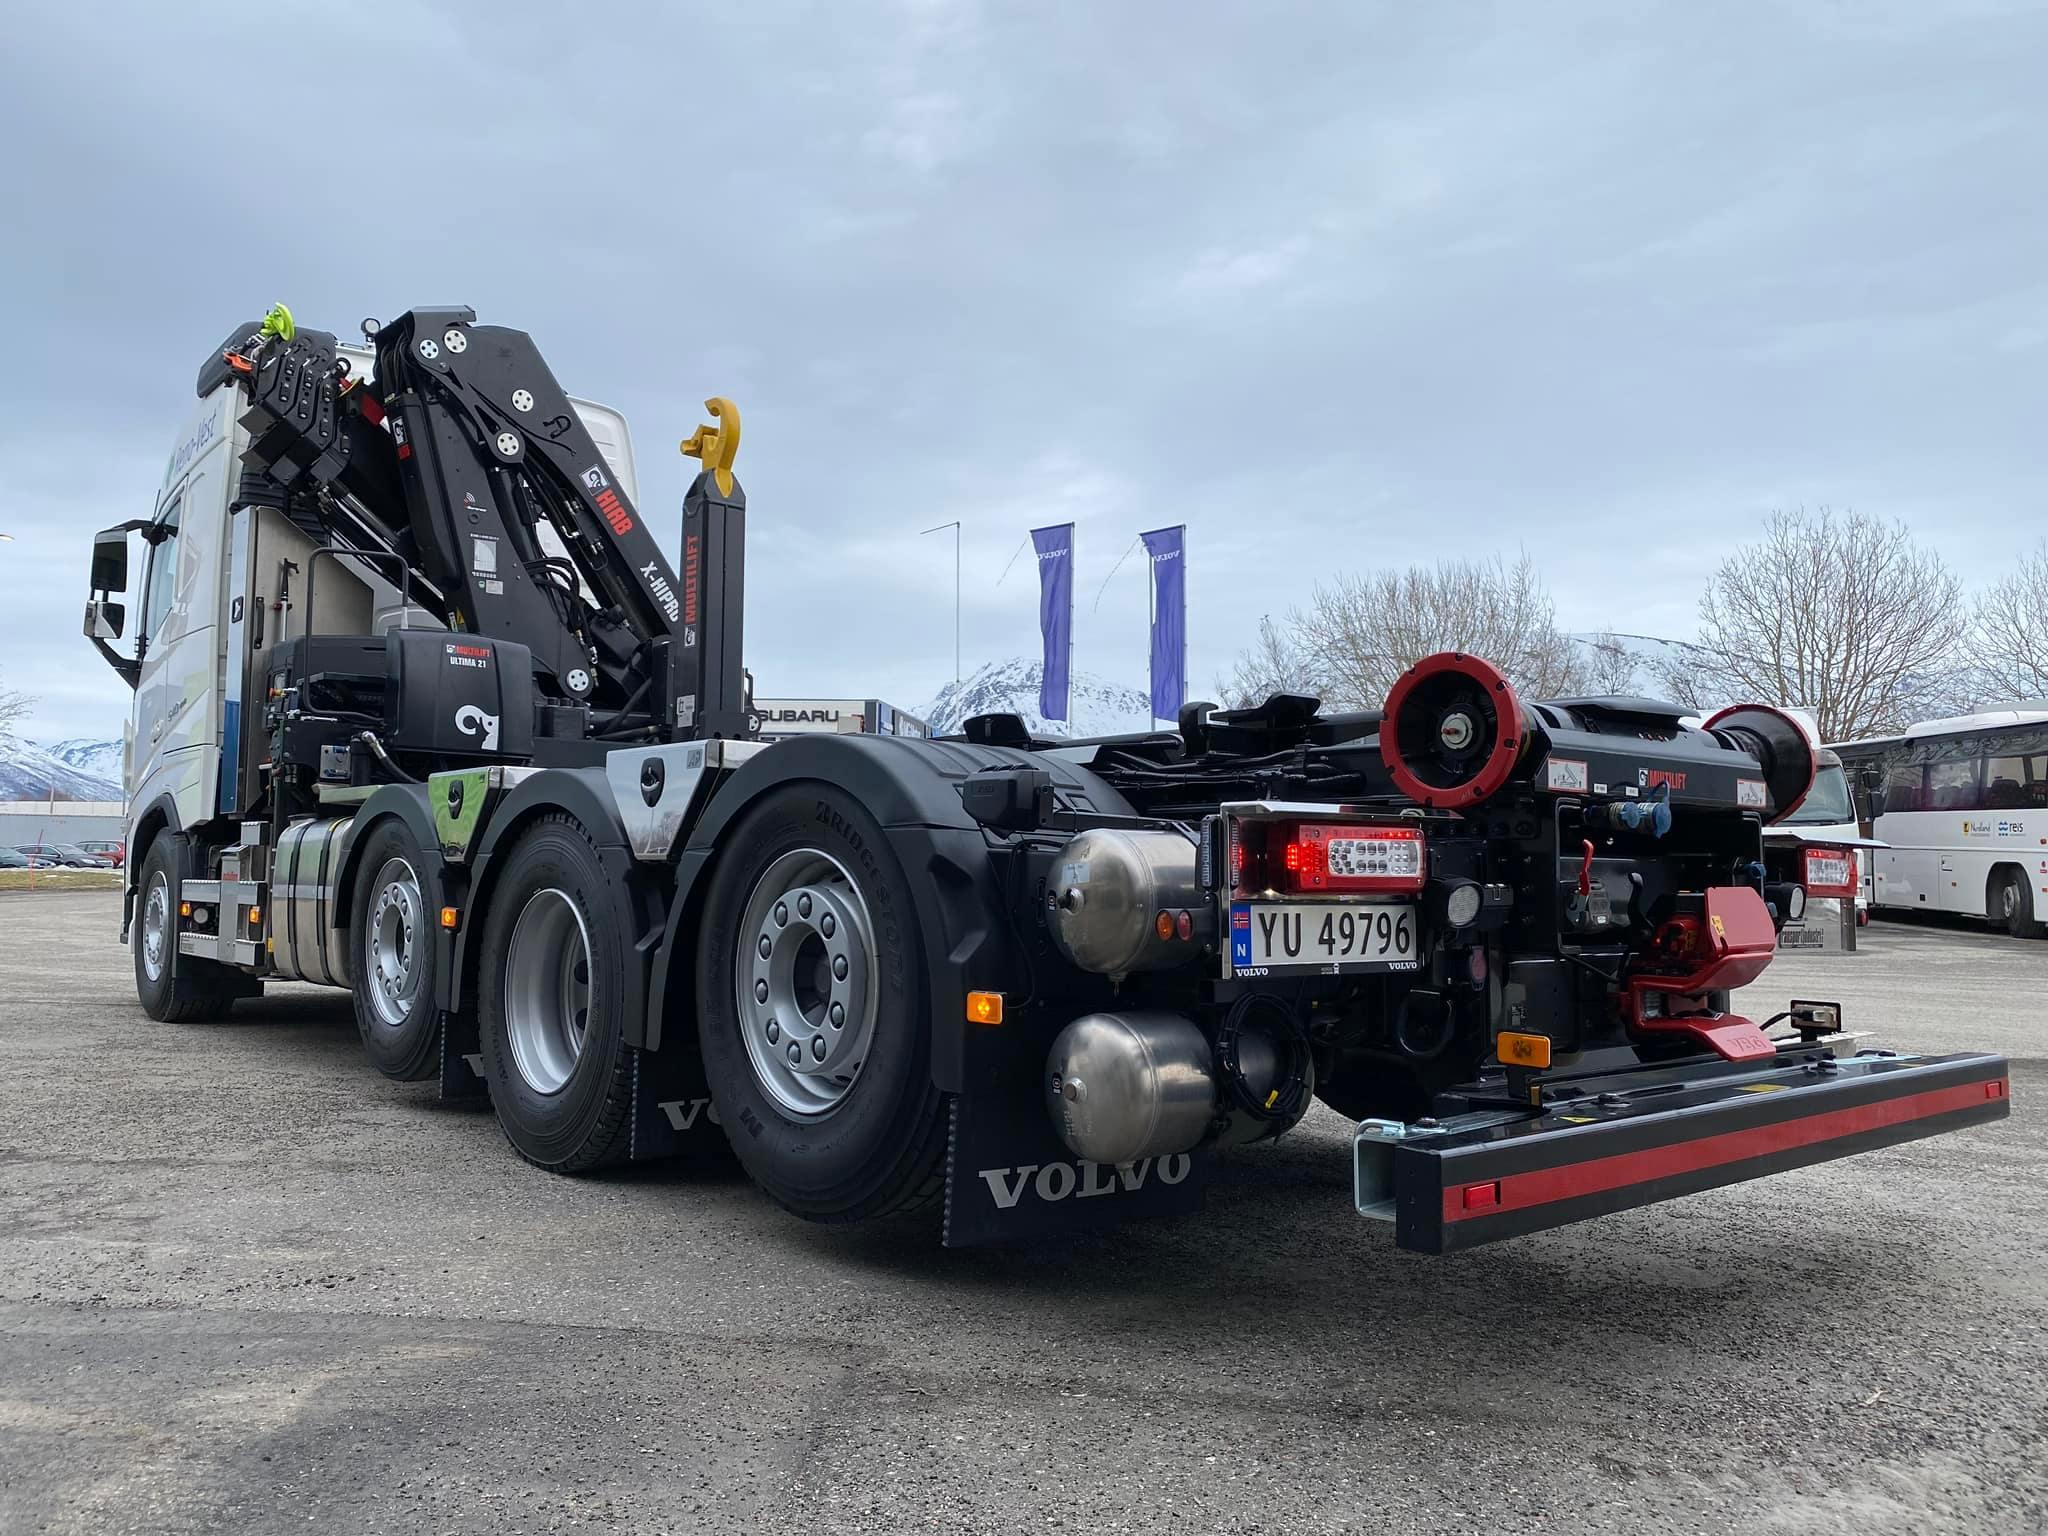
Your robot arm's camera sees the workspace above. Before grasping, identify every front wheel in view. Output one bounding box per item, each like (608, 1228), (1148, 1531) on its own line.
(133, 834), (239, 1023)
(476, 816), (635, 1172)
(695, 785), (947, 1222)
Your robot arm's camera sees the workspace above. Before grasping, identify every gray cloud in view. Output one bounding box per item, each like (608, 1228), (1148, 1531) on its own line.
(4, 0), (2044, 739)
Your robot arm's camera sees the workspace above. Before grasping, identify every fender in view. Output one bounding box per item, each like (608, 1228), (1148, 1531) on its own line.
(648, 735), (1130, 1091)
(121, 791), (184, 940)
(329, 781), (443, 997)
(450, 766), (663, 1046)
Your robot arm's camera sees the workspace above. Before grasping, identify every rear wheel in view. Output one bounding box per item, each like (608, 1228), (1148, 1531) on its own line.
(476, 816), (634, 1172)
(349, 818), (441, 1081)
(1992, 869), (2043, 939)
(696, 785), (946, 1222)
(132, 834), (239, 1023)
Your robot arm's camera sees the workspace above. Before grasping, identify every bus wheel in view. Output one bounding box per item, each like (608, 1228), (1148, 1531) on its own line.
(133, 834), (239, 1023)
(476, 815), (634, 1172)
(1992, 869), (2044, 940)
(695, 785), (947, 1223)
(349, 818), (441, 1081)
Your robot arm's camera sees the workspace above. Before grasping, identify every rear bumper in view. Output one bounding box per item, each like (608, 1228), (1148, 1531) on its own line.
(1356, 1050), (2010, 1253)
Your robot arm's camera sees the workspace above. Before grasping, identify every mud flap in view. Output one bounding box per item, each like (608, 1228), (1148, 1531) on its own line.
(437, 1013), (488, 1101)
(1359, 1050), (2010, 1254)
(940, 1011), (1211, 1247)
(626, 1045), (726, 1162)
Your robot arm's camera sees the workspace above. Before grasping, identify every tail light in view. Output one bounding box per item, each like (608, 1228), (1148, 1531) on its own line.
(1232, 819), (1426, 896)
(1801, 846), (1858, 898)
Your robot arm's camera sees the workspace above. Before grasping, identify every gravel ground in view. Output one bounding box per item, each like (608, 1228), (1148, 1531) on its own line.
(0, 889), (2040, 1534)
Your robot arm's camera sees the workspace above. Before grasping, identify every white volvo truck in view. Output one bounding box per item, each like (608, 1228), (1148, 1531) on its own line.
(80, 304), (2009, 1254)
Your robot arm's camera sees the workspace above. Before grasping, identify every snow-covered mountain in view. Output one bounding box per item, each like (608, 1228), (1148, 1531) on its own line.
(0, 736), (123, 801)
(921, 658), (1156, 738)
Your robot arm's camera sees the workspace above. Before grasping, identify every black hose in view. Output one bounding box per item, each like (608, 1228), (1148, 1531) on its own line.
(355, 730), (421, 785)
(1215, 993), (1313, 1124)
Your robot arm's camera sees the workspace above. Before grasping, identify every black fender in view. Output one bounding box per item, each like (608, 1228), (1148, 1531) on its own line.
(449, 767), (665, 1047)
(648, 734), (1132, 1092)
(329, 782), (442, 996)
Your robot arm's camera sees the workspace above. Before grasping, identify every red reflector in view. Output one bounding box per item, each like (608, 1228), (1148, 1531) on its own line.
(1987, 1080), (2007, 1099)
(1462, 1181), (1502, 1210)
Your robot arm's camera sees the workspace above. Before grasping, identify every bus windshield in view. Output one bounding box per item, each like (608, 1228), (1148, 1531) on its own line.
(1786, 762), (1855, 826)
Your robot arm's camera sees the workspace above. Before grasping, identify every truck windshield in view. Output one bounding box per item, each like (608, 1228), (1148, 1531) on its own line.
(1787, 763), (1855, 826)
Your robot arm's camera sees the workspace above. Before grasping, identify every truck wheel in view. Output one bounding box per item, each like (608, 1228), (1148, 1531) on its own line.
(1992, 869), (2043, 939)
(695, 785), (947, 1222)
(132, 835), (238, 1023)
(476, 816), (634, 1172)
(348, 818), (441, 1081)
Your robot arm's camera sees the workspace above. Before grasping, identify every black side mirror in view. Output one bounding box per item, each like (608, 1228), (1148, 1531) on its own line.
(91, 528), (132, 593)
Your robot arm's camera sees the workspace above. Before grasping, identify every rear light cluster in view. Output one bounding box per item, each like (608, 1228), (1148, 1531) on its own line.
(1231, 819), (1426, 897)
(1802, 846), (1858, 899)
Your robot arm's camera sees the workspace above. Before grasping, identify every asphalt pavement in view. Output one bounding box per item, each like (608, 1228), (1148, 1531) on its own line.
(0, 889), (2041, 1534)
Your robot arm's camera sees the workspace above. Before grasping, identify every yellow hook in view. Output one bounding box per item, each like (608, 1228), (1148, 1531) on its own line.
(681, 397), (741, 496)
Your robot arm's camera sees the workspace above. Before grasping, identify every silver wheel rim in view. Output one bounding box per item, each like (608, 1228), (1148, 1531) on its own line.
(365, 856), (425, 1030)
(735, 846), (880, 1118)
(503, 888), (591, 1095)
(141, 872), (169, 982)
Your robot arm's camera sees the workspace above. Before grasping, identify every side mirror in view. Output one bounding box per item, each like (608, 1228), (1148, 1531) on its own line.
(84, 599), (126, 640)
(83, 598), (140, 688)
(90, 529), (131, 594)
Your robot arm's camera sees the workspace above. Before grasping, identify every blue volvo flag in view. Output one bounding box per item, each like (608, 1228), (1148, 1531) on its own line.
(1142, 524), (1186, 721)
(1032, 523), (1074, 722)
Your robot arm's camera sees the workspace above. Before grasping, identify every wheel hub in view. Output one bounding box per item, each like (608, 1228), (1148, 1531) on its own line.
(735, 849), (878, 1117)
(141, 873), (169, 982)
(366, 856), (424, 1030)
(503, 888), (592, 1096)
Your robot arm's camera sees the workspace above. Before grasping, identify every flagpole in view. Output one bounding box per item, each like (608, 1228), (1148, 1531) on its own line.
(919, 519), (962, 686)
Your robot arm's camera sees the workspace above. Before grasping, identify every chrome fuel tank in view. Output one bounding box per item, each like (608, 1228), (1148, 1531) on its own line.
(1047, 827), (1208, 974)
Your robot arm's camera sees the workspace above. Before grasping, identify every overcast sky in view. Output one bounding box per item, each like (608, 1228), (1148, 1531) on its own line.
(3, 0), (2044, 742)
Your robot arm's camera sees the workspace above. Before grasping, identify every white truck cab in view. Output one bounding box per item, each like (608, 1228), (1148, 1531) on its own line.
(87, 339), (639, 943)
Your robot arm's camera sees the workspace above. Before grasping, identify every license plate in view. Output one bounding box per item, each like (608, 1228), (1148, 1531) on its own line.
(1230, 901), (1418, 975)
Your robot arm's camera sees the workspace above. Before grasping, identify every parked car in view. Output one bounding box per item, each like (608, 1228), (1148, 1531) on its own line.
(0, 848), (32, 870)
(12, 843), (114, 869)
(75, 839), (125, 867)
(2, 847), (62, 869)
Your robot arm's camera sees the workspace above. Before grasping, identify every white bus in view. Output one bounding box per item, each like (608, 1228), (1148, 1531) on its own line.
(1837, 710), (2048, 938)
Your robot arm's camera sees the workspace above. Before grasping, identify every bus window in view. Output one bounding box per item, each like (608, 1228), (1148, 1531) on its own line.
(1983, 754), (2048, 810)
(1929, 758), (1981, 811)
(1885, 757), (1926, 813)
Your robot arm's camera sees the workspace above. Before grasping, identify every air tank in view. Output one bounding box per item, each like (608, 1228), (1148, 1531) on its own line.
(1046, 827), (1210, 975)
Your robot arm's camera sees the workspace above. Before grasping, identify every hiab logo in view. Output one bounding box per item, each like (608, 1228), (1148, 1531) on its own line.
(595, 487), (634, 536)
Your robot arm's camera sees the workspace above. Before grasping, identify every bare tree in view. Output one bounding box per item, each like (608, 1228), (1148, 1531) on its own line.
(1581, 632), (1642, 695)
(1290, 553), (1589, 709)
(1971, 540), (2048, 702)
(1220, 614), (1324, 709)
(1674, 507), (1968, 741)
(0, 670), (31, 747)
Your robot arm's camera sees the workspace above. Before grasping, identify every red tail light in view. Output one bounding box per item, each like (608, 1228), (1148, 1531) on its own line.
(1802, 846), (1858, 898)
(1234, 819), (1426, 895)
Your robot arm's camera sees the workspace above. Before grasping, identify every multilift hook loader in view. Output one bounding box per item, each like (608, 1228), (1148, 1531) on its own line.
(82, 304), (2008, 1252)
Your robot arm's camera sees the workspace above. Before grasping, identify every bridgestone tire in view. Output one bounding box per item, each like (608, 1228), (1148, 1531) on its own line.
(349, 817), (442, 1082)
(476, 816), (634, 1173)
(695, 785), (947, 1223)
(132, 834), (239, 1024)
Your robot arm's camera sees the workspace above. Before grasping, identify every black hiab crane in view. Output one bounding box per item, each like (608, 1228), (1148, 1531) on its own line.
(84, 302), (2010, 1257)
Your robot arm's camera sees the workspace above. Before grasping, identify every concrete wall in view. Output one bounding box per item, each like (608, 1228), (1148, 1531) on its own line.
(0, 802), (125, 850)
